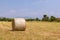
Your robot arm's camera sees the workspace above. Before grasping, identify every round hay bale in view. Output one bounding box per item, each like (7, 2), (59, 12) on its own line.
(12, 18), (26, 31)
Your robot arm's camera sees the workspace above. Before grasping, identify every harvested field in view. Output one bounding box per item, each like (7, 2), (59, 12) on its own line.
(0, 21), (60, 40)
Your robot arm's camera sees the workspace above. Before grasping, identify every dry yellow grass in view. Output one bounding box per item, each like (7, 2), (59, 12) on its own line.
(0, 21), (60, 40)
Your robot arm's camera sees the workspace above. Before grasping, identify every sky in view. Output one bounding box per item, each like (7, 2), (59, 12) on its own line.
(0, 0), (60, 18)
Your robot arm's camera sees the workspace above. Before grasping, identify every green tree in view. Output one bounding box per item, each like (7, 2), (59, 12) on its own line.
(35, 18), (40, 21)
(50, 16), (56, 22)
(42, 15), (49, 21)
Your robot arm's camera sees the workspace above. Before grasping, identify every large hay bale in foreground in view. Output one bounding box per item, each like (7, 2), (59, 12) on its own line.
(12, 18), (26, 31)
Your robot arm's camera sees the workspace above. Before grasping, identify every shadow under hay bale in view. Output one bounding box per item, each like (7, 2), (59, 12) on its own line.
(12, 18), (26, 31)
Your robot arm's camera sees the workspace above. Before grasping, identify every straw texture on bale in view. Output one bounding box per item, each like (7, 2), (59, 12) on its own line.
(12, 18), (26, 31)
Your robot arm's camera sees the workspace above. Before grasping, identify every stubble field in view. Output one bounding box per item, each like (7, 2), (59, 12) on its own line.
(0, 21), (60, 40)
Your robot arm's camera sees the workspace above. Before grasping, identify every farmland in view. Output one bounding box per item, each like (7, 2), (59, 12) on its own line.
(0, 21), (60, 40)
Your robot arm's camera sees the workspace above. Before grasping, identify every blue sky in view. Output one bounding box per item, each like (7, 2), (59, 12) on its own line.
(0, 0), (60, 18)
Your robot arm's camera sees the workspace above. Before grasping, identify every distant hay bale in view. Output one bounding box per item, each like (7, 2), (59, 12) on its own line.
(12, 18), (26, 31)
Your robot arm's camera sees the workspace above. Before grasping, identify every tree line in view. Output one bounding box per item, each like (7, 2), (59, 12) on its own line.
(0, 15), (60, 22)
(26, 15), (60, 22)
(0, 17), (13, 22)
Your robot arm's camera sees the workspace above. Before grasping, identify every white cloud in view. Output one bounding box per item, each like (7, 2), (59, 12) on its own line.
(32, 0), (47, 5)
(9, 10), (16, 13)
(19, 9), (32, 12)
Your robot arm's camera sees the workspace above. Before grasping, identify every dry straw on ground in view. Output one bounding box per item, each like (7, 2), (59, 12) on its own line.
(0, 21), (60, 40)
(12, 18), (26, 31)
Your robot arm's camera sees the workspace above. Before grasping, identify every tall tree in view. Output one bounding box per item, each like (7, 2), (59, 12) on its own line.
(42, 15), (49, 21)
(50, 16), (56, 22)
